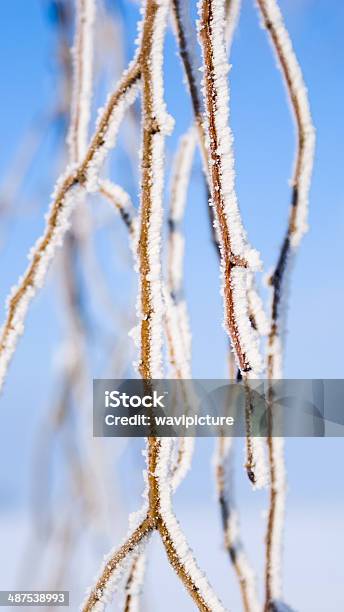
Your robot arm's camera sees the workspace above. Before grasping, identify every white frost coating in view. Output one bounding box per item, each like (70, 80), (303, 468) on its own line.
(256, 0), (315, 249)
(167, 127), (195, 380)
(171, 437), (195, 491)
(0, 176), (83, 391)
(164, 288), (192, 380)
(165, 129), (196, 490)
(80, 535), (149, 612)
(268, 335), (283, 379)
(124, 550), (148, 612)
(225, 0), (241, 54)
(171, 0), (203, 110)
(157, 438), (227, 612)
(86, 81), (140, 193)
(163, 292), (195, 490)
(68, 0), (96, 161)
(198, 0), (260, 260)
(177, 300), (192, 367)
(99, 179), (138, 240)
(198, 0), (263, 374)
(214, 437), (260, 612)
(242, 374), (269, 489)
(136, 0), (173, 379)
(256, 6), (316, 584)
(226, 514), (260, 612)
(247, 434), (269, 489)
(230, 268), (263, 372)
(150, 1), (175, 134)
(169, 127), (196, 295)
(81, 471), (150, 612)
(247, 276), (270, 338)
(145, 133), (166, 379)
(269, 436), (286, 600)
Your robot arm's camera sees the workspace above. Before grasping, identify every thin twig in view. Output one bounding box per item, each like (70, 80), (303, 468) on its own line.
(255, 1), (316, 609)
(123, 552), (147, 612)
(100, 178), (195, 494)
(0, 40), (141, 392)
(68, 0), (95, 162)
(198, 0), (262, 374)
(81, 518), (154, 612)
(215, 436), (260, 612)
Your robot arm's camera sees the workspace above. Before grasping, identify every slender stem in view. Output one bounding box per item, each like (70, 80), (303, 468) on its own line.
(216, 437), (259, 612)
(255, 1), (315, 608)
(157, 520), (214, 612)
(81, 518), (154, 612)
(0, 60), (141, 392)
(199, 0), (260, 372)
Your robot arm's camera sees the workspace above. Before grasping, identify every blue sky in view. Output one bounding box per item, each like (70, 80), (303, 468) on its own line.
(0, 1), (343, 610)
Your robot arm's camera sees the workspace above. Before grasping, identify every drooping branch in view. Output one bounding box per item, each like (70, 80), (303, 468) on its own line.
(254, 1), (316, 609)
(123, 551), (147, 612)
(68, 0), (95, 163)
(256, 0), (316, 379)
(0, 31), (141, 392)
(156, 438), (226, 612)
(81, 518), (154, 612)
(167, 127), (196, 376)
(215, 436), (260, 612)
(171, 0), (207, 166)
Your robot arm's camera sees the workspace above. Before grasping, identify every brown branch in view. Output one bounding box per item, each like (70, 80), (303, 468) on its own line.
(157, 520), (213, 612)
(256, 0), (315, 377)
(82, 518), (154, 612)
(255, 1), (315, 609)
(199, 0), (253, 369)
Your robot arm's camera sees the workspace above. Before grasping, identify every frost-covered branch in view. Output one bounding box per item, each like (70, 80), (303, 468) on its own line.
(225, 0), (241, 55)
(81, 517), (154, 612)
(256, 0), (316, 378)
(215, 437), (260, 612)
(198, 0), (263, 374)
(68, 0), (95, 162)
(243, 376), (269, 489)
(255, 1), (316, 608)
(137, 0), (173, 380)
(173, 0), (267, 487)
(171, 0), (207, 167)
(123, 550), (147, 612)
(167, 127), (195, 376)
(166, 129), (196, 489)
(99, 179), (137, 238)
(156, 438), (226, 612)
(0, 19), (141, 392)
(168, 128), (196, 303)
